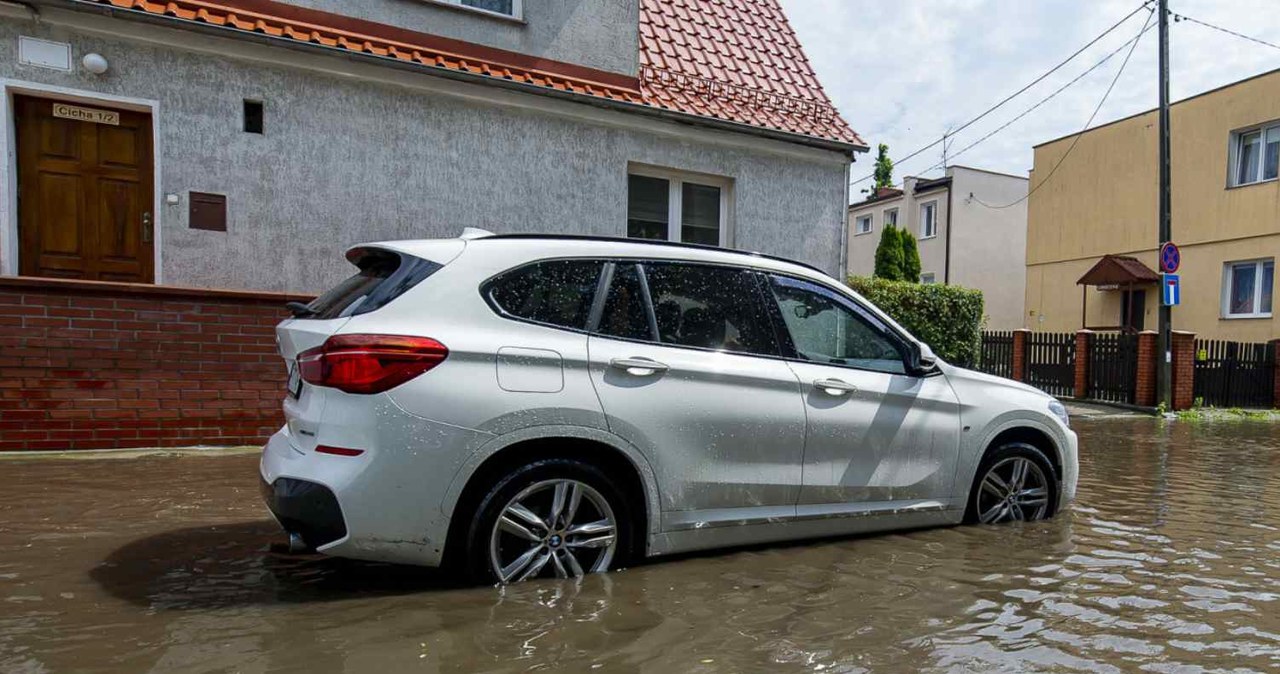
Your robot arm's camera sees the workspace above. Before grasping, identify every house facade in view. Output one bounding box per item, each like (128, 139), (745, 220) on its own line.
(1025, 69), (1278, 341)
(0, 0), (864, 294)
(847, 166), (1028, 330)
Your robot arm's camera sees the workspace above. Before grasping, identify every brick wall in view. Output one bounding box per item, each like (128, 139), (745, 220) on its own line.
(0, 277), (309, 451)
(1134, 331), (1157, 408)
(1171, 331), (1197, 411)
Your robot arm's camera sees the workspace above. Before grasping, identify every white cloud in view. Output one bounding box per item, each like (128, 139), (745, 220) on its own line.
(780, 0), (1280, 199)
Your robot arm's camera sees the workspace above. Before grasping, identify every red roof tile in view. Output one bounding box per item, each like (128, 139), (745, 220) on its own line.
(80, 0), (863, 149)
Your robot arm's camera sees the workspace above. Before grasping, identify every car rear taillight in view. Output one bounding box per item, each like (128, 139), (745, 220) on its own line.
(297, 334), (448, 394)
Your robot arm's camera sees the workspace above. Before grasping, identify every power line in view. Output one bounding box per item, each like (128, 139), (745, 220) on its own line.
(849, 0), (1152, 189)
(1171, 12), (1280, 52)
(971, 7), (1155, 210)
(918, 19), (1158, 176)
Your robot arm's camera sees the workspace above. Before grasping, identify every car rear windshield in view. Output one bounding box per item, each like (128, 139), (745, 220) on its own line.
(305, 248), (442, 320)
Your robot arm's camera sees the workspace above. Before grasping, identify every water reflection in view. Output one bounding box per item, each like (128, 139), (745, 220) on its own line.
(1, 418), (1279, 672)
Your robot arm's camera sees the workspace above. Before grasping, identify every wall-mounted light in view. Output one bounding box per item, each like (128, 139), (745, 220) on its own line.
(82, 53), (109, 75)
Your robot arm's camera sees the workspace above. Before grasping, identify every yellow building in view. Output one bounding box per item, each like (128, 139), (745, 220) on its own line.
(1025, 69), (1278, 342)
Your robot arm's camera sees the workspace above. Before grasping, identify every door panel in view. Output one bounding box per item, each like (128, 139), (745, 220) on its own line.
(764, 274), (962, 506)
(586, 262), (806, 515)
(588, 335), (806, 512)
(16, 96), (153, 282)
(787, 362), (961, 504)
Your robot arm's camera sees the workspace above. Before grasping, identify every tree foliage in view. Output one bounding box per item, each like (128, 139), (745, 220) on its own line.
(900, 230), (922, 282)
(873, 143), (894, 190)
(873, 225), (904, 281)
(847, 276), (985, 366)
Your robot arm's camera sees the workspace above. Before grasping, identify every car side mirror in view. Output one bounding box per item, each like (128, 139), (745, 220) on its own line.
(909, 341), (938, 374)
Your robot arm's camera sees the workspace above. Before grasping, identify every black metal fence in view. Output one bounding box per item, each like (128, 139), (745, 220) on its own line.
(1025, 332), (1076, 397)
(977, 331), (1015, 379)
(1194, 340), (1276, 409)
(1088, 333), (1138, 404)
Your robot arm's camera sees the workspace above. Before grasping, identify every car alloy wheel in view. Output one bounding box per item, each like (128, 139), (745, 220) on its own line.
(488, 478), (618, 583)
(975, 456), (1051, 524)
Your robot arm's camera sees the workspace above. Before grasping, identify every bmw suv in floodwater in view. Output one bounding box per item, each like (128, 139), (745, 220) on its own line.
(260, 230), (1078, 584)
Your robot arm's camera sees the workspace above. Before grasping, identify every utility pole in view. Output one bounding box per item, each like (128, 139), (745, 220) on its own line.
(1156, 0), (1174, 409)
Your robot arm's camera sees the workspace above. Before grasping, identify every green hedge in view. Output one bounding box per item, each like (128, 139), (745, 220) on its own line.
(847, 276), (985, 366)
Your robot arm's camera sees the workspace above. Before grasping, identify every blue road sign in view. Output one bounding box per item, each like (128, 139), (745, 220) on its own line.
(1162, 273), (1180, 306)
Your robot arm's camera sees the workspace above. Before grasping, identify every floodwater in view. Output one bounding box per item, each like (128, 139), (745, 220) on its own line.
(2, 419), (1280, 673)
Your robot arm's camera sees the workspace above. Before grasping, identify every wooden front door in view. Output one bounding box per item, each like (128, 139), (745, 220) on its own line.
(15, 95), (154, 282)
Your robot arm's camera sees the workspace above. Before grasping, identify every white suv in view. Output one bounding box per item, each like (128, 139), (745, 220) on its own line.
(261, 232), (1078, 584)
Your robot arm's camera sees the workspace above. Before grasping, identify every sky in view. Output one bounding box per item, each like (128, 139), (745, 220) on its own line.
(778, 0), (1280, 200)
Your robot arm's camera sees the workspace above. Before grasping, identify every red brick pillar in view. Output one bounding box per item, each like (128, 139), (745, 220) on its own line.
(1074, 330), (1092, 400)
(1271, 340), (1280, 409)
(1171, 331), (1197, 411)
(1135, 330), (1158, 408)
(1011, 329), (1030, 382)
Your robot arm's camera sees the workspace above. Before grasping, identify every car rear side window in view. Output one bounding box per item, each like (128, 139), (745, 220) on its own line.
(487, 260), (604, 330)
(641, 262), (780, 356)
(307, 249), (441, 320)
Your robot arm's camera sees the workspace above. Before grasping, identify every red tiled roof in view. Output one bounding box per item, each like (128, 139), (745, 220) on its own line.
(639, 0), (864, 148)
(1077, 255), (1161, 286)
(80, 0), (863, 149)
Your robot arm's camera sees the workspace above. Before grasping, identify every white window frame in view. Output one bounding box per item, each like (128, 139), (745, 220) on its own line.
(883, 207), (898, 228)
(423, 0), (523, 20)
(628, 165), (733, 248)
(1229, 121), (1280, 187)
(1220, 258), (1274, 319)
(920, 272), (936, 284)
(854, 214), (872, 236)
(919, 200), (938, 239)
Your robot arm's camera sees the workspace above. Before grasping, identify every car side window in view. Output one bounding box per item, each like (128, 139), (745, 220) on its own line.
(767, 275), (907, 374)
(641, 262), (780, 357)
(597, 263), (653, 341)
(487, 260), (604, 330)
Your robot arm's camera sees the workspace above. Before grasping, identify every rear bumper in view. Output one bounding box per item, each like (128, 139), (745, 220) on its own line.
(260, 476), (347, 549)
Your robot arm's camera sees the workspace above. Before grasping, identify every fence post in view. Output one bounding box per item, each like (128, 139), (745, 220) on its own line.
(1272, 340), (1280, 409)
(1074, 330), (1092, 400)
(1012, 329), (1030, 382)
(1171, 331), (1197, 411)
(1135, 330), (1158, 408)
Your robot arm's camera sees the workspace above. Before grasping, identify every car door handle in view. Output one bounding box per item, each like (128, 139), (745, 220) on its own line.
(610, 357), (669, 376)
(815, 378), (858, 396)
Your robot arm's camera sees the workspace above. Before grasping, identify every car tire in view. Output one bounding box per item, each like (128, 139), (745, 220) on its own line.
(964, 442), (1058, 525)
(463, 458), (633, 585)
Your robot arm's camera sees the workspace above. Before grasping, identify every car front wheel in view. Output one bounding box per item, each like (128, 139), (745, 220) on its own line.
(966, 443), (1057, 524)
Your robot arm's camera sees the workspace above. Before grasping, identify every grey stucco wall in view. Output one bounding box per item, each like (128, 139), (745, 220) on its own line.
(0, 18), (846, 293)
(284, 0), (639, 76)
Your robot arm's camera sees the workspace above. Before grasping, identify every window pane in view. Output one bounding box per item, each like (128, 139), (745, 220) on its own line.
(597, 263), (652, 341)
(461, 0), (514, 15)
(856, 215), (871, 234)
(1265, 127), (1280, 181)
(488, 260), (603, 329)
(681, 182), (721, 246)
(628, 175), (669, 241)
(885, 209), (897, 226)
(1229, 263), (1257, 315)
(643, 263), (778, 356)
(1238, 132), (1261, 184)
(921, 203), (935, 237)
(1262, 261), (1274, 314)
(768, 276), (906, 374)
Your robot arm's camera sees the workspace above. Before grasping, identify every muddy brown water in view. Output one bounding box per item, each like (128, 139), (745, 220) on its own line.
(2, 418), (1280, 673)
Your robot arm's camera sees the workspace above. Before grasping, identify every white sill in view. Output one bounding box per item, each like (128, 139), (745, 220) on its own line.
(919, 235), (938, 240)
(419, 0), (525, 24)
(1220, 313), (1273, 320)
(1228, 177), (1278, 189)
(854, 230), (873, 236)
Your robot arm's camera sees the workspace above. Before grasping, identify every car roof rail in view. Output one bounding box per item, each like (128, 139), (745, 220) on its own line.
(459, 227), (495, 240)
(476, 233), (831, 277)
